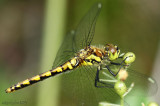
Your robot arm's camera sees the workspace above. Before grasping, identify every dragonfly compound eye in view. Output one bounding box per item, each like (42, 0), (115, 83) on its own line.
(105, 44), (115, 53)
(105, 44), (120, 61)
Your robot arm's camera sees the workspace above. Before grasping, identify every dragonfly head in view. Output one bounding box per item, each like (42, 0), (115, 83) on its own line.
(104, 44), (120, 61)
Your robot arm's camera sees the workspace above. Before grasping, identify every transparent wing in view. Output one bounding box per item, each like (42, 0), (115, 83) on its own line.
(72, 3), (101, 52)
(58, 64), (156, 106)
(102, 64), (158, 96)
(94, 66), (158, 105)
(125, 68), (158, 96)
(52, 3), (101, 68)
(52, 31), (75, 68)
(58, 66), (129, 106)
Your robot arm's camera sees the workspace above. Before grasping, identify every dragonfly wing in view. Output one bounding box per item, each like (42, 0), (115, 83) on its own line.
(72, 3), (101, 52)
(103, 58), (158, 97)
(52, 31), (75, 68)
(125, 68), (158, 96)
(103, 64), (158, 97)
(58, 65), (125, 106)
(52, 3), (101, 68)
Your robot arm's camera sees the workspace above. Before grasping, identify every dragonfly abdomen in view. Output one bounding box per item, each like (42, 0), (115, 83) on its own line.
(5, 57), (79, 93)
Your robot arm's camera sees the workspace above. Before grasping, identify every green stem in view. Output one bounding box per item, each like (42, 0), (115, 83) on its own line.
(36, 0), (67, 106)
(121, 97), (124, 106)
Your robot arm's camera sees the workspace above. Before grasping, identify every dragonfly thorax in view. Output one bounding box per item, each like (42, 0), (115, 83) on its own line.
(75, 46), (105, 65)
(77, 47), (93, 59)
(76, 44), (120, 66)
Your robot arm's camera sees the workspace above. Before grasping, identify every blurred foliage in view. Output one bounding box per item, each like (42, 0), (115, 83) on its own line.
(0, 0), (159, 106)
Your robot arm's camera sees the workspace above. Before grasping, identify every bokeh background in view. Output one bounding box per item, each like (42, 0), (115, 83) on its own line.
(0, 0), (159, 106)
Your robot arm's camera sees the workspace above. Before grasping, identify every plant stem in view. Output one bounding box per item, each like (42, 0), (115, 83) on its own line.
(36, 0), (67, 106)
(121, 97), (124, 106)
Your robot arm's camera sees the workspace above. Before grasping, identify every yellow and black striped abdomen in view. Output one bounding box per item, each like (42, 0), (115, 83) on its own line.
(5, 57), (79, 93)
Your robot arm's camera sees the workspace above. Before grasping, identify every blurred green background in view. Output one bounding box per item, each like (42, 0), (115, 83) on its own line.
(0, 0), (159, 106)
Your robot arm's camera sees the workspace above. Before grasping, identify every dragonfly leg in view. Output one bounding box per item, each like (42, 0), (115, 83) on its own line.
(106, 65), (124, 77)
(106, 56), (129, 76)
(95, 66), (114, 88)
(110, 56), (128, 66)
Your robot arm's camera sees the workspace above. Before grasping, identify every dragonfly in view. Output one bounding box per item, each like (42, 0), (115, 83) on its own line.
(6, 3), (157, 106)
